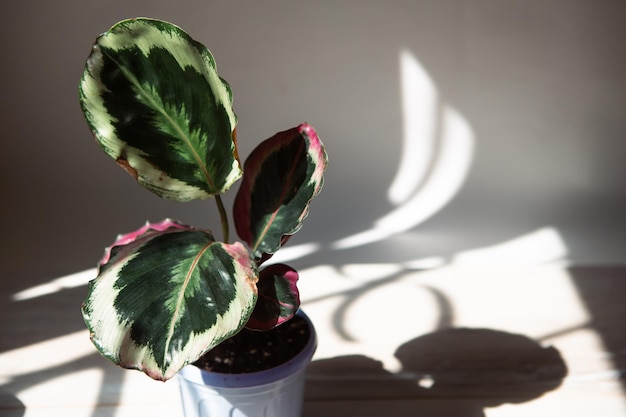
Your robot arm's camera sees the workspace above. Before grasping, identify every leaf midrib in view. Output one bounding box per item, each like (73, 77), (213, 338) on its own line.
(252, 141), (306, 253)
(162, 240), (213, 365)
(110, 50), (217, 192)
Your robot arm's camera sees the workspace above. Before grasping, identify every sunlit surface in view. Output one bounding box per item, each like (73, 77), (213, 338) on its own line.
(299, 263), (591, 364)
(3, 264), (626, 416)
(263, 242), (321, 264)
(453, 227), (569, 266)
(16, 368), (105, 414)
(388, 49), (438, 205)
(0, 331), (94, 383)
(333, 49), (474, 250)
(0, 320), (181, 417)
(300, 264), (626, 416)
(2, 48), (625, 417)
(375, 105), (474, 232)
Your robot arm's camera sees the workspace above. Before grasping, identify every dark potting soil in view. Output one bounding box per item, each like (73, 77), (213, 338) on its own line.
(193, 315), (311, 374)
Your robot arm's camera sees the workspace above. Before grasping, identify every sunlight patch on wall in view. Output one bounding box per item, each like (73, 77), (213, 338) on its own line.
(375, 105), (474, 234)
(264, 242), (321, 264)
(333, 49), (474, 250)
(452, 227), (568, 266)
(388, 49), (438, 205)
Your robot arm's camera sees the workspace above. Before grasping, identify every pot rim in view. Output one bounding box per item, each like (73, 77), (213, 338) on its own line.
(178, 309), (317, 388)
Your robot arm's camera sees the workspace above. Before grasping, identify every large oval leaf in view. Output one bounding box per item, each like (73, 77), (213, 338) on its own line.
(79, 18), (240, 201)
(233, 123), (328, 259)
(82, 220), (258, 381)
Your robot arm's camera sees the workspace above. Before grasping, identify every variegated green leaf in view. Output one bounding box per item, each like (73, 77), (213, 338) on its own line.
(82, 220), (258, 381)
(79, 18), (240, 201)
(245, 264), (300, 331)
(233, 123), (328, 259)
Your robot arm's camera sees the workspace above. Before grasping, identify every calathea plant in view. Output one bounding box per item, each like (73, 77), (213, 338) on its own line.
(78, 18), (327, 382)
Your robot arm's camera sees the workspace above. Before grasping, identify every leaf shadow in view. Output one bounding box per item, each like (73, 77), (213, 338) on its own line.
(304, 327), (568, 417)
(0, 392), (25, 417)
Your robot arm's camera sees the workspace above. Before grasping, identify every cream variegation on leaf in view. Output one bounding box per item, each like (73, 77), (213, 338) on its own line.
(79, 18), (328, 382)
(82, 220), (258, 381)
(79, 18), (240, 201)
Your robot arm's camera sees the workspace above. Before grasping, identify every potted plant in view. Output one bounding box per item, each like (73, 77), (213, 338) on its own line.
(78, 17), (328, 417)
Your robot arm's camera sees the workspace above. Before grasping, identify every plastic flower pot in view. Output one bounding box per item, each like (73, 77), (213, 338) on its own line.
(177, 310), (317, 417)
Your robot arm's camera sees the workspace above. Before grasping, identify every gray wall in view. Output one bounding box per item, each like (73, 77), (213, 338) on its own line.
(2, 0), (626, 279)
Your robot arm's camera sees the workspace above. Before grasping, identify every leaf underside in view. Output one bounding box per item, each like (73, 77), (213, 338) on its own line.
(246, 264), (300, 331)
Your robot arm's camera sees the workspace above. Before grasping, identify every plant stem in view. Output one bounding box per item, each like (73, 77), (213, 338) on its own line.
(215, 194), (229, 242)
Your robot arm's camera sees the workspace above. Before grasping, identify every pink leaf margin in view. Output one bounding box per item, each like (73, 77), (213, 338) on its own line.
(98, 219), (191, 268)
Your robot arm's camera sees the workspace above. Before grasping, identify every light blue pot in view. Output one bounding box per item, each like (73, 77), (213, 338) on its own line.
(178, 310), (317, 417)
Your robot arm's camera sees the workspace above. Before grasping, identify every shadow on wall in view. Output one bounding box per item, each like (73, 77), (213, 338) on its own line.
(304, 328), (568, 417)
(0, 393), (24, 417)
(567, 267), (626, 398)
(274, 41), (576, 271)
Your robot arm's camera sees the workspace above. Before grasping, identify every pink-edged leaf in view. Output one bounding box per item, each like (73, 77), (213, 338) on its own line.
(233, 123), (328, 260)
(83, 219), (259, 381)
(255, 235), (292, 266)
(245, 264), (300, 331)
(98, 218), (187, 267)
